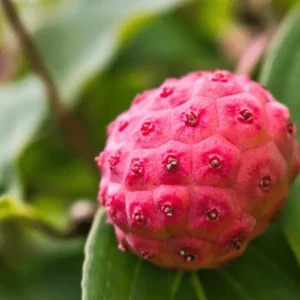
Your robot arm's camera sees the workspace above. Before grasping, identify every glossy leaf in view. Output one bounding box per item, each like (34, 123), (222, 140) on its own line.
(82, 209), (184, 300)
(199, 224), (300, 300)
(0, 235), (84, 300)
(0, 76), (46, 197)
(116, 15), (216, 68)
(260, 5), (300, 264)
(0, 77), (46, 167)
(0, 196), (17, 220)
(34, 0), (191, 104)
(281, 176), (300, 264)
(82, 209), (300, 300)
(260, 6), (300, 137)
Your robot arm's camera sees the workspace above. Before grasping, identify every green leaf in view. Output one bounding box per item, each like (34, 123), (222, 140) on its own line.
(0, 236), (84, 300)
(0, 163), (22, 200)
(20, 138), (98, 199)
(34, 0), (191, 104)
(116, 15), (215, 68)
(197, 0), (236, 39)
(82, 209), (186, 300)
(199, 224), (300, 300)
(0, 76), (46, 167)
(260, 6), (300, 138)
(0, 195), (54, 228)
(82, 210), (300, 300)
(0, 196), (17, 220)
(281, 176), (300, 264)
(259, 5), (300, 264)
(0, 76), (47, 197)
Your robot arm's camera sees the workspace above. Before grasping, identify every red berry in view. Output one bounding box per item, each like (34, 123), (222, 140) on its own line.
(97, 70), (299, 270)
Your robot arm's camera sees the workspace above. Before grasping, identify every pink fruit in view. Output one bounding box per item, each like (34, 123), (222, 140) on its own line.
(96, 70), (299, 270)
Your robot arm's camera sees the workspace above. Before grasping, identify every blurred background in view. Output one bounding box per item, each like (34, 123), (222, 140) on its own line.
(0, 0), (299, 299)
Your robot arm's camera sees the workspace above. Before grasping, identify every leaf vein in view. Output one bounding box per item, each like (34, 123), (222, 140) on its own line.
(217, 268), (253, 300)
(102, 259), (112, 300)
(128, 259), (142, 300)
(170, 272), (183, 300)
(249, 246), (300, 289)
(191, 272), (207, 300)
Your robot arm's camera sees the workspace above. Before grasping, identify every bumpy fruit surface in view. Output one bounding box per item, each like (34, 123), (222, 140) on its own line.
(96, 70), (299, 270)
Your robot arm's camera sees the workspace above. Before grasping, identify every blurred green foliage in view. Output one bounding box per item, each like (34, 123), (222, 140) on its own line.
(1, 0), (300, 299)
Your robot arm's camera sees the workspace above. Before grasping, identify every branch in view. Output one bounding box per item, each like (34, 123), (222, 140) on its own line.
(1, 0), (96, 165)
